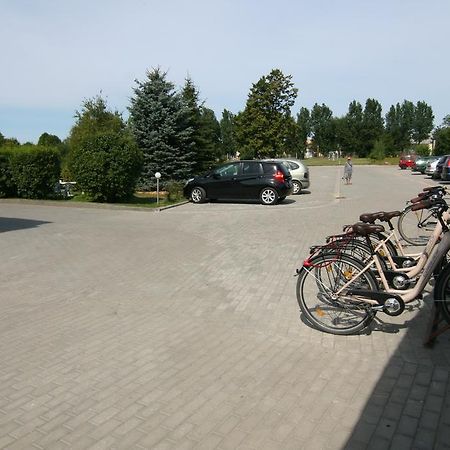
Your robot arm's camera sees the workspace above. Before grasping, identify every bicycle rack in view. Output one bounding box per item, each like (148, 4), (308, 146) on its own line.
(424, 302), (450, 346)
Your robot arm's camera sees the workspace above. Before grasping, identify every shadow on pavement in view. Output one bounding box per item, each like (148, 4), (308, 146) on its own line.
(0, 217), (51, 233)
(343, 294), (450, 449)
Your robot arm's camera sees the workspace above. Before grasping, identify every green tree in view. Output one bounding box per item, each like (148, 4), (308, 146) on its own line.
(70, 133), (142, 202)
(284, 115), (300, 156)
(385, 102), (413, 152)
(9, 145), (60, 199)
(0, 132), (4, 147)
(129, 68), (195, 188)
(442, 115), (450, 128)
(2, 137), (20, 147)
(434, 117), (450, 156)
(369, 139), (386, 160)
(219, 109), (237, 159)
(68, 95), (142, 201)
(340, 101), (364, 156)
(361, 99), (384, 156)
(181, 78), (220, 172)
(296, 107), (310, 157)
(310, 103), (335, 155)
(234, 69), (298, 158)
(68, 96), (124, 150)
(38, 132), (62, 147)
(199, 107), (221, 166)
(412, 101), (434, 144)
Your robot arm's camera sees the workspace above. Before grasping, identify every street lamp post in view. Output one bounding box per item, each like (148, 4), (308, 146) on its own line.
(155, 172), (161, 205)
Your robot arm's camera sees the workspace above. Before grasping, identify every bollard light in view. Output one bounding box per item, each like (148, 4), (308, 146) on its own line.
(155, 172), (161, 205)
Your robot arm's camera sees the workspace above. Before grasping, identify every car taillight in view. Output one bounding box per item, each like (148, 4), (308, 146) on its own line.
(447, 160), (450, 168)
(274, 170), (284, 181)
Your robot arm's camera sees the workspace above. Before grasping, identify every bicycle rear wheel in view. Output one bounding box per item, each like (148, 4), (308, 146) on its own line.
(296, 253), (378, 335)
(398, 204), (437, 246)
(433, 262), (450, 324)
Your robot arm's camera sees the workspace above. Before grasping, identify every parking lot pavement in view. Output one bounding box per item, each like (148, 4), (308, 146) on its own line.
(0, 165), (449, 449)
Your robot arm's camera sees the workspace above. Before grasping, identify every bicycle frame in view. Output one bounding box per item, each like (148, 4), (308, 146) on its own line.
(333, 229), (450, 305)
(366, 209), (450, 278)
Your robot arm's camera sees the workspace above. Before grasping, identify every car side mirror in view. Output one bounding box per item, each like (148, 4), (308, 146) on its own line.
(213, 173), (221, 179)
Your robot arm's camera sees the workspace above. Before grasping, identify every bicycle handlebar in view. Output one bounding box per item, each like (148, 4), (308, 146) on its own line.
(411, 200), (432, 211)
(410, 187), (447, 204)
(411, 197), (447, 211)
(423, 185), (446, 193)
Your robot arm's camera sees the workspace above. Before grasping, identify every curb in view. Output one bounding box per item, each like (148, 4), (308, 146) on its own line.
(0, 198), (190, 212)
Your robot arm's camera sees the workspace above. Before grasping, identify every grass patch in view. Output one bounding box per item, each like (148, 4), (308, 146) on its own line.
(70, 191), (186, 208)
(304, 157), (398, 166)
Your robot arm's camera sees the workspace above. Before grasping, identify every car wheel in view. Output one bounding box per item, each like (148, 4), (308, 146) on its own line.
(292, 180), (302, 194)
(190, 187), (206, 203)
(260, 187), (279, 205)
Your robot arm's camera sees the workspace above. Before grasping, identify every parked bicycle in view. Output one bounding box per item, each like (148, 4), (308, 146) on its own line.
(295, 191), (450, 335)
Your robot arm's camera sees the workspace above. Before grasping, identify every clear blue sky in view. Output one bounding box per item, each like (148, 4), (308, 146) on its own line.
(1, 0), (449, 143)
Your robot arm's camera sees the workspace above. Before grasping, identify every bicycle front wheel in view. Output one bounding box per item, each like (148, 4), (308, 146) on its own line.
(398, 204), (437, 246)
(296, 253), (378, 335)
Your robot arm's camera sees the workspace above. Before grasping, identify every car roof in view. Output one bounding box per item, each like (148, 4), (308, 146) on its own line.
(263, 158), (305, 163)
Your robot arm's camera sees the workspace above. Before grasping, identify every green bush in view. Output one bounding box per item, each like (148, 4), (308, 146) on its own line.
(0, 148), (17, 197)
(412, 144), (430, 156)
(70, 132), (143, 202)
(369, 140), (386, 160)
(165, 180), (184, 201)
(9, 146), (60, 199)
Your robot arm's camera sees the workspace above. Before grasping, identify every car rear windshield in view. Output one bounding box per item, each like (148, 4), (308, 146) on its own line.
(262, 162), (290, 176)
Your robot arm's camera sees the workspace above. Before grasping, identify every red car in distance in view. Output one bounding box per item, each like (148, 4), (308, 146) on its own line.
(399, 154), (416, 169)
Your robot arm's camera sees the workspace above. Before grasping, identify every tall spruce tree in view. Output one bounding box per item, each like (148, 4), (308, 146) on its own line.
(128, 68), (195, 188)
(219, 109), (237, 160)
(234, 69), (298, 158)
(199, 107), (221, 167)
(181, 78), (219, 172)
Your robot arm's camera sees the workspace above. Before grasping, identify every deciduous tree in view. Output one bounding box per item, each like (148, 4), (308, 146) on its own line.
(310, 103), (335, 155)
(38, 132), (62, 147)
(296, 107), (310, 157)
(69, 95), (142, 201)
(361, 99), (384, 156)
(412, 101), (434, 144)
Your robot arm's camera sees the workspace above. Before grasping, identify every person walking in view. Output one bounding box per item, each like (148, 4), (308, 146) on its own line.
(343, 156), (353, 185)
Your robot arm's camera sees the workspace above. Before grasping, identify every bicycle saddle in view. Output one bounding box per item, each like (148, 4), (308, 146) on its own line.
(352, 223), (385, 236)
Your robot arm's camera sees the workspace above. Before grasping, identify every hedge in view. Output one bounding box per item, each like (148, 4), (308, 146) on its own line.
(1, 145), (61, 199)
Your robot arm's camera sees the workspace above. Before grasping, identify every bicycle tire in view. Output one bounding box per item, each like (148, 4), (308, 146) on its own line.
(433, 262), (450, 325)
(398, 204), (437, 246)
(296, 253), (378, 335)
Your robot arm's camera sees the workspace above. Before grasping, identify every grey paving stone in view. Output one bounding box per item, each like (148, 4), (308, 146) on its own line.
(0, 166), (449, 450)
(389, 433), (414, 449)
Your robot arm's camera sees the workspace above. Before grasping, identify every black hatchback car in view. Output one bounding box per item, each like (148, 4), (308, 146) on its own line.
(183, 160), (293, 205)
